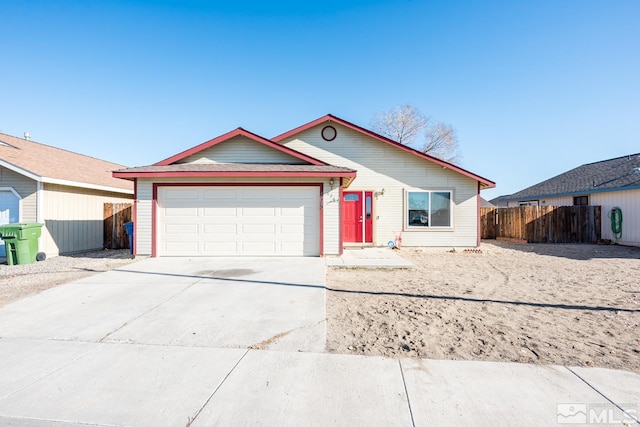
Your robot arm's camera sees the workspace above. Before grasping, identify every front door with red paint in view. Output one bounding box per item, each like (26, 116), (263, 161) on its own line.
(343, 191), (373, 243)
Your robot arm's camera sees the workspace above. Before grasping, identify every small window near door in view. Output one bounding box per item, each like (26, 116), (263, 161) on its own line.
(344, 194), (359, 202)
(365, 195), (372, 220)
(573, 195), (588, 206)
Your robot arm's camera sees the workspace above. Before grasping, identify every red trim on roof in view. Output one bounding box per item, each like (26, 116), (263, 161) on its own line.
(273, 114), (496, 189)
(154, 127), (328, 166)
(113, 170), (357, 179)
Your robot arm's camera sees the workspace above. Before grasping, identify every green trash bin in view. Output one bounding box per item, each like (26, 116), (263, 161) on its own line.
(0, 223), (44, 265)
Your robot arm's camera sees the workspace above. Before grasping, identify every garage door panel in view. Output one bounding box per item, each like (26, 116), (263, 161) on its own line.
(165, 188), (199, 199)
(204, 223), (238, 234)
(158, 186), (319, 256)
(165, 224), (199, 234)
(203, 189), (237, 199)
(203, 207), (237, 216)
(203, 241), (238, 254)
(243, 189), (277, 199)
(242, 223), (276, 234)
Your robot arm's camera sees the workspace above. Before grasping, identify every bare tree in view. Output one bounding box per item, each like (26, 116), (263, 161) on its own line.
(423, 121), (462, 164)
(370, 104), (462, 165)
(370, 104), (428, 145)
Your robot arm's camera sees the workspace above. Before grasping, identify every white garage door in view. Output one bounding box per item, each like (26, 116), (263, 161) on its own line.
(158, 186), (320, 256)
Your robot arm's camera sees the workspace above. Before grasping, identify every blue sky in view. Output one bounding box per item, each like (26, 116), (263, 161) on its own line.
(1, 0), (638, 200)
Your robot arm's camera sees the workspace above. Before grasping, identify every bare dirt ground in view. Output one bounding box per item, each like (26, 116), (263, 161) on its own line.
(326, 241), (640, 372)
(0, 249), (138, 307)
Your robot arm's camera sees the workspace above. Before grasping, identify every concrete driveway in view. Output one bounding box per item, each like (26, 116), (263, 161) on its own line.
(0, 257), (326, 351)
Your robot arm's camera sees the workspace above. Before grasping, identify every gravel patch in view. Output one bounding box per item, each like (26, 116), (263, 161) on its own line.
(0, 249), (140, 307)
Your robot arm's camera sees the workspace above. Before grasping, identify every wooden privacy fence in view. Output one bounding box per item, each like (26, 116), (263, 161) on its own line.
(104, 203), (133, 249)
(481, 206), (601, 243)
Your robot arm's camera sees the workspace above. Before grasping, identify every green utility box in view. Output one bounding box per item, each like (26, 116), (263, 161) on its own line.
(0, 223), (44, 266)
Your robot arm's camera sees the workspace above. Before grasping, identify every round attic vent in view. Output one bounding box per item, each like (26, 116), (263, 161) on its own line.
(321, 125), (337, 141)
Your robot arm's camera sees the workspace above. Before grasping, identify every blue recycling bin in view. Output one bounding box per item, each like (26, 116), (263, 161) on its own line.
(124, 222), (134, 254)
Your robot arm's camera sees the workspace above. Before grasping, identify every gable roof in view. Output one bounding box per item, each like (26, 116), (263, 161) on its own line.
(0, 132), (133, 193)
(155, 127), (328, 166)
(272, 114), (496, 189)
(505, 153), (640, 201)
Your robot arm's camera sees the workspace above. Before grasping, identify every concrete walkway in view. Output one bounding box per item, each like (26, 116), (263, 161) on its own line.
(0, 258), (638, 426)
(326, 247), (416, 269)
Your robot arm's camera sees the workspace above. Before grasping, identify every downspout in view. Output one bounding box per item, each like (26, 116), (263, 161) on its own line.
(477, 182), (481, 247)
(36, 180), (44, 252)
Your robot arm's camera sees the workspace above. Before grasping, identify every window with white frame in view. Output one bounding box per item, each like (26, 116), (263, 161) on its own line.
(406, 190), (452, 228)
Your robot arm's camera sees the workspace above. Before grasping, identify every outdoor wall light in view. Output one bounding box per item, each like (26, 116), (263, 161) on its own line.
(329, 178), (334, 188)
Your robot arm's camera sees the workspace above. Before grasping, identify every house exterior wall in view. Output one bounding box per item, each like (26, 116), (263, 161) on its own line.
(177, 136), (307, 164)
(41, 183), (133, 256)
(135, 177), (340, 256)
(281, 124), (480, 247)
(592, 189), (640, 246)
(0, 166), (37, 222)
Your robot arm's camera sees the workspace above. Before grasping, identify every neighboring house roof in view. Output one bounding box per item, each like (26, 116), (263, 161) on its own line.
(488, 195), (510, 207)
(272, 114), (496, 189)
(480, 197), (496, 208)
(155, 127), (329, 166)
(0, 132), (133, 194)
(505, 153), (640, 201)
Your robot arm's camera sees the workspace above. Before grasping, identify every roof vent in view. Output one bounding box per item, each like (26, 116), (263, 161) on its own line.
(24, 132), (31, 141)
(633, 167), (640, 174)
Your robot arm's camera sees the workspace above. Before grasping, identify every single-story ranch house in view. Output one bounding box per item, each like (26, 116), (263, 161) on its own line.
(113, 115), (495, 257)
(0, 132), (133, 257)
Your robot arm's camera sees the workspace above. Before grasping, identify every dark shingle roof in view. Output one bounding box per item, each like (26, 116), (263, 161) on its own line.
(506, 153), (640, 200)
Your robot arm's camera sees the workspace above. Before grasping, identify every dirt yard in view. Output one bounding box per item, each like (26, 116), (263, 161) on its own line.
(326, 241), (640, 373)
(0, 249), (138, 307)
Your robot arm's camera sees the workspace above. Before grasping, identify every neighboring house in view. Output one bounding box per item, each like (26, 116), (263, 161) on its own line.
(480, 197), (496, 208)
(502, 153), (640, 246)
(0, 132), (134, 257)
(488, 195), (510, 207)
(113, 115), (495, 257)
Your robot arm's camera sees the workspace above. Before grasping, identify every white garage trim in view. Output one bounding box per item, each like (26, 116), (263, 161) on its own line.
(153, 183), (322, 256)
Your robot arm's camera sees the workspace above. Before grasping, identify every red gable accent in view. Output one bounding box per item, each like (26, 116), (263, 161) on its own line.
(273, 114), (496, 189)
(154, 127), (328, 166)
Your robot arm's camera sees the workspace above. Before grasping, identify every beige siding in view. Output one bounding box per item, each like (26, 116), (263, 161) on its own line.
(41, 184), (133, 256)
(591, 189), (640, 246)
(135, 180), (154, 256)
(135, 177), (340, 256)
(178, 136), (306, 164)
(281, 124), (480, 247)
(0, 166), (37, 222)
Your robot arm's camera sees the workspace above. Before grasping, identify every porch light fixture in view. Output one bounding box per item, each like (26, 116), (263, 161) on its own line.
(329, 178), (334, 188)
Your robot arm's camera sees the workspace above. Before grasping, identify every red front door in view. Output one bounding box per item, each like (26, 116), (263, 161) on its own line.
(342, 191), (373, 243)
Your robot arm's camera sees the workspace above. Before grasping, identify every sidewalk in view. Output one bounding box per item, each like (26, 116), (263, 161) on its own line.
(326, 247), (416, 269)
(0, 338), (638, 426)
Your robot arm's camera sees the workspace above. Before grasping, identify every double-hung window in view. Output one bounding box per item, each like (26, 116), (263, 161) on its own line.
(406, 190), (452, 228)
